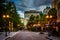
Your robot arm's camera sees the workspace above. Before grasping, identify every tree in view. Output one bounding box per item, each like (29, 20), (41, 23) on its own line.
(0, 0), (7, 31)
(27, 15), (36, 31)
(7, 2), (21, 31)
(35, 15), (40, 23)
(28, 15), (35, 26)
(48, 8), (57, 19)
(43, 7), (50, 13)
(48, 8), (57, 22)
(0, 0), (21, 31)
(39, 12), (44, 22)
(39, 12), (47, 26)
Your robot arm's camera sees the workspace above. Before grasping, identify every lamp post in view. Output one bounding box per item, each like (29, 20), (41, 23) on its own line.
(3, 14), (10, 36)
(45, 15), (53, 31)
(46, 15), (54, 36)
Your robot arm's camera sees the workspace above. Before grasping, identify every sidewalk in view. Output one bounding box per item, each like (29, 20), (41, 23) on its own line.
(46, 35), (60, 40)
(0, 31), (20, 40)
(0, 32), (5, 40)
(46, 36), (60, 40)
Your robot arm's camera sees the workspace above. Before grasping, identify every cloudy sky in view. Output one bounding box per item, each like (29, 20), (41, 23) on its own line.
(10, 0), (54, 18)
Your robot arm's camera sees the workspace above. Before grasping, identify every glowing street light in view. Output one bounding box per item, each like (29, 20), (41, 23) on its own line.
(3, 15), (6, 18)
(46, 15), (49, 18)
(7, 15), (10, 18)
(50, 15), (52, 18)
(46, 15), (52, 19)
(3, 14), (10, 18)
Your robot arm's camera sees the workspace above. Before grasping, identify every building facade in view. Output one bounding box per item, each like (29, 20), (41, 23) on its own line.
(51, 0), (60, 22)
(24, 10), (41, 26)
(24, 10), (40, 19)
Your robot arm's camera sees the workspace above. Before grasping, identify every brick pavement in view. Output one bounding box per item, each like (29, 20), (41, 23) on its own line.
(6, 31), (48, 40)
(2, 31), (60, 40)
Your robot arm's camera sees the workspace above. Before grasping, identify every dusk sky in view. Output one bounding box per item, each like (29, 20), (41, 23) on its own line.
(10, 0), (54, 18)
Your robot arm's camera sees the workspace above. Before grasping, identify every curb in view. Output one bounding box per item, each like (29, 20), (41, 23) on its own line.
(3, 31), (20, 40)
(45, 37), (53, 40)
(46, 36), (60, 40)
(3, 36), (10, 40)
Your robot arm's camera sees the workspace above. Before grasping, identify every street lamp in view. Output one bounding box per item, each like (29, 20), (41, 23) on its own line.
(45, 15), (53, 27)
(3, 14), (10, 36)
(3, 15), (10, 18)
(46, 15), (49, 19)
(3, 15), (6, 18)
(6, 15), (10, 18)
(46, 15), (52, 20)
(46, 15), (52, 18)
(50, 15), (52, 18)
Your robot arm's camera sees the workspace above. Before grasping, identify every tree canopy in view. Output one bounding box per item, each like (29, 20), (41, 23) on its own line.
(0, 0), (21, 31)
(48, 8), (57, 19)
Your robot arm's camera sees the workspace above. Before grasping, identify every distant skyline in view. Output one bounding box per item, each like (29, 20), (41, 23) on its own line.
(10, 0), (54, 18)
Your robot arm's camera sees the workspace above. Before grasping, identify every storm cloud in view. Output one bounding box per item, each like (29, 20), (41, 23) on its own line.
(10, 0), (54, 11)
